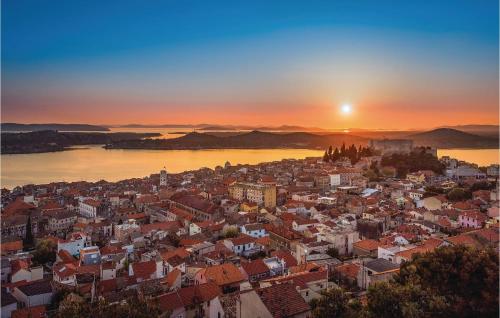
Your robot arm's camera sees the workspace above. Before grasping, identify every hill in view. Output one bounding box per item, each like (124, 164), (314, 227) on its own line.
(408, 128), (498, 148)
(1, 123), (110, 132)
(104, 130), (369, 150)
(2, 131), (160, 154)
(438, 124), (499, 137)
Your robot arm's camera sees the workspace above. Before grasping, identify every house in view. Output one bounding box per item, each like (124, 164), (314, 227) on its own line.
(195, 263), (245, 294)
(100, 262), (117, 281)
(241, 223), (268, 238)
(263, 269), (328, 303)
(357, 258), (400, 289)
(352, 239), (381, 257)
(53, 263), (77, 286)
(408, 190), (425, 202)
(240, 259), (270, 283)
(164, 254), (186, 274)
(223, 234), (259, 257)
(46, 209), (77, 232)
(78, 198), (104, 218)
(268, 225), (303, 251)
(129, 259), (164, 282)
(334, 263), (360, 286)
(1, 240), (23, 256)
(458, 211), (487, 229)
(79, 246), (101, 266)
(157, 282), (223, 318)
(10, 259), (43, 283)
(394, 238), (444, 264)
(237, 283), (311, 318)
(189, 221), (213, 236)
(12, 280), (53, 308)
(57, 232), (91, 256)
(377, 245), (410, 263)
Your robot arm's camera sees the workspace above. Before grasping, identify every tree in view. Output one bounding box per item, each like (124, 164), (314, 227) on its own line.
(396, 245), (498, 318)
(323, 151), (330, 163)
(333, 147), (340, 161)
(328, 146), (333, 157)
(313, 246), (498, 318)
(311, 288), (361, 318)
(470, 181), (495, 192)
(223, 226), (239, 238)
(23, 216), (35, 250)
(32, 239), (57, 265)
(446, 187), (471, 201)
(55, 293), (162, 318)
(367, 281), (447, 318)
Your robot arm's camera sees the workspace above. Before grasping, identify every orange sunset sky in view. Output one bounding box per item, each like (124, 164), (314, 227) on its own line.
(2, 1), (499, 130)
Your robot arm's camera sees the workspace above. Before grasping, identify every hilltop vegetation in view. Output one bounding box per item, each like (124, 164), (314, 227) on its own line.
(311, 245), (499, 318)
(105, 131), (369, 150)
(2, 130), (161, 154)
(408, 128), (498, 148)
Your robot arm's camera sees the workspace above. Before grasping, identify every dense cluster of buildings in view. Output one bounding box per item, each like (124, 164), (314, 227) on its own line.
(1, 152), (498, 318)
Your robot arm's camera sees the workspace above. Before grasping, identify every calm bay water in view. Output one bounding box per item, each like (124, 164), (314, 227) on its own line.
(1, 146), (323, 189)
(437, 149), (499, 167)
(1, 144), (498, 189)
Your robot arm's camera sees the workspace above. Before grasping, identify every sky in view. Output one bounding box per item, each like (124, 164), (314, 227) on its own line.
(2, 0), (499, 130)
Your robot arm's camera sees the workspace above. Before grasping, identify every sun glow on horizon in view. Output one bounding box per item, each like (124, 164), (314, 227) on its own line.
(341, 104), (352, 115)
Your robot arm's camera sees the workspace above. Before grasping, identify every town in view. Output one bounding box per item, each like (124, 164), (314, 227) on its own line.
(1, 139), (498, 318)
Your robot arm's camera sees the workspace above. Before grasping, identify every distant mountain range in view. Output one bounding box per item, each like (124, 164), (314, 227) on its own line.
(1, 123), (110, 132)
(436, 125), (499, 137)
(408, 128), (498, 149)
(2, 123), (498, 154)
(105, 128), (499, 151)
(110, 123), (329, 132)
(105, 130), (368, 150)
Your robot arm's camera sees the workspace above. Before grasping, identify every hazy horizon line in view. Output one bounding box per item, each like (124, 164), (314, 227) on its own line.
(2, 121), (499, 132)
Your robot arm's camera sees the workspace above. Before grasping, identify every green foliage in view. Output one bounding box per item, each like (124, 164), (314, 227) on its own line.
(55, 293), (162, 318)
(23, 216), (35, 250)
(469, 181), (495, 192)
(367, 281), (447, 318)
(312, 288), (362, 318)
(381, 151), (445, 178)
(323, 144), (374, 164)
(223, 227), (239, 238)
(396, 245), (499, 318)
(32, 239), (57, 265)
(446, 187), (471, 201)
(312, 246), (499, 318)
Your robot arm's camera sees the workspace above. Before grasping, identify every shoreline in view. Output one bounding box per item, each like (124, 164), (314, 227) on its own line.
(2, 145), (499, 155)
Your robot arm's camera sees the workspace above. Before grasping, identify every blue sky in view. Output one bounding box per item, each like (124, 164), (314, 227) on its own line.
(2, 0), (498, 128)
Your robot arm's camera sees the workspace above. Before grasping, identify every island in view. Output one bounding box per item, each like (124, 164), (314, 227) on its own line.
(1, 130), (161, 154)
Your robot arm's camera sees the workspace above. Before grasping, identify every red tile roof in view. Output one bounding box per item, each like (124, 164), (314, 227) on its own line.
(353, 239), (381, 252)
(257, 283), (310, 318)
(241, 259), (269, 276)
(157, 282), (221, 311)
(200, 263), (245, 286)
(131, 260), (156, 280)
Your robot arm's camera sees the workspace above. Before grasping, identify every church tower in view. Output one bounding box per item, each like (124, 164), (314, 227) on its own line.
(160, 166), (168, 187)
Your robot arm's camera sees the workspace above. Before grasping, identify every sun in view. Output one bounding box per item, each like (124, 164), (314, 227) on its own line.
(341, 104), (352, 114)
